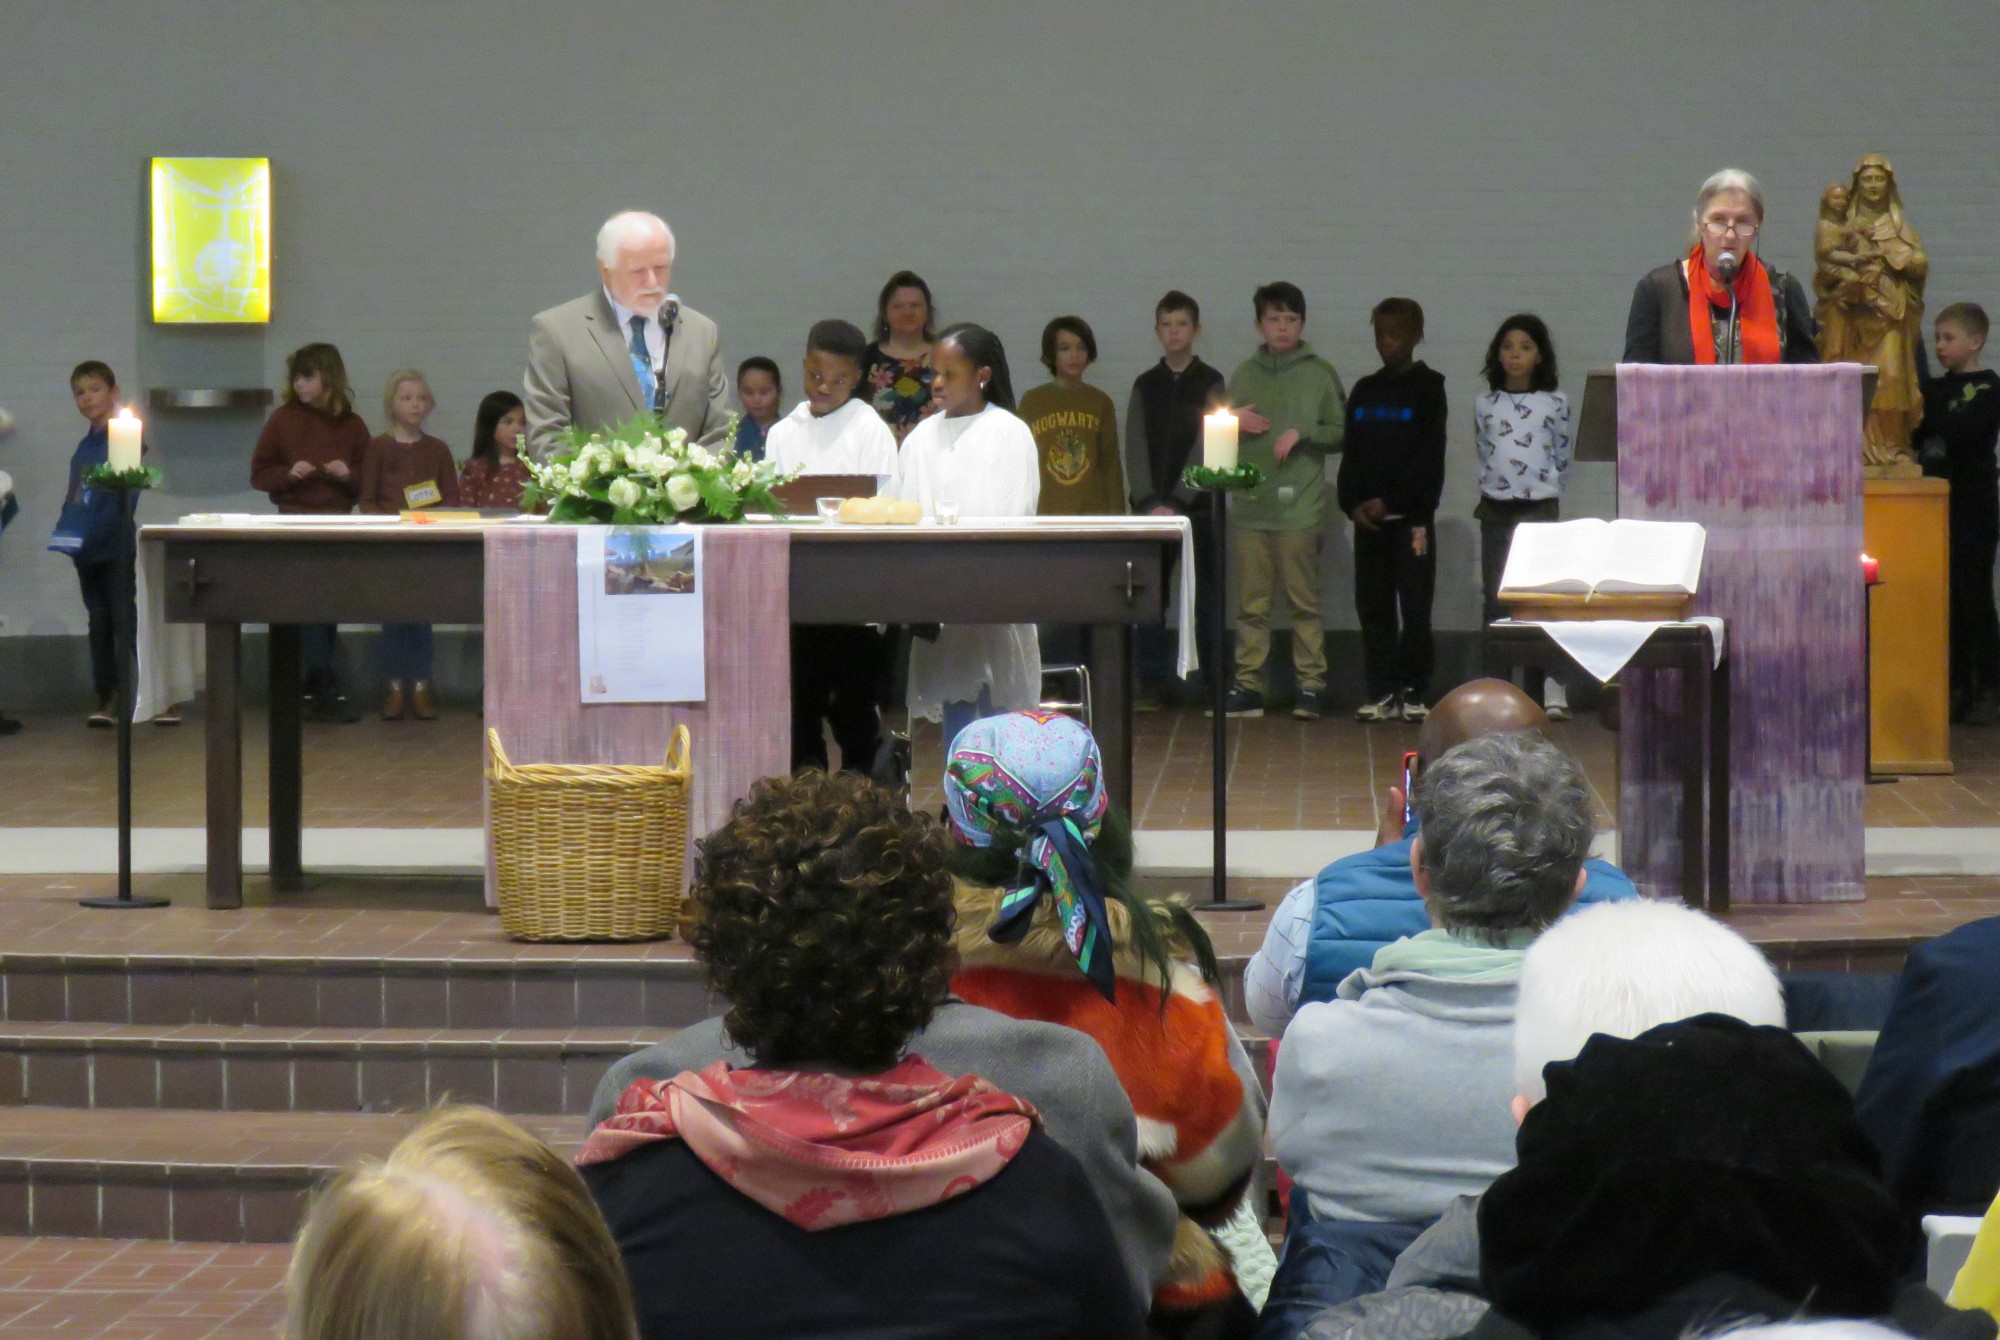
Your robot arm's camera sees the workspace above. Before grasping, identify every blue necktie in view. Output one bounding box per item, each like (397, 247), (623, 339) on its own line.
(627, 315), (657, 412)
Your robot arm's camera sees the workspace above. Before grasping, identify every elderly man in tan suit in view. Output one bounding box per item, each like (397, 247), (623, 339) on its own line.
(523, 210), (730, 457)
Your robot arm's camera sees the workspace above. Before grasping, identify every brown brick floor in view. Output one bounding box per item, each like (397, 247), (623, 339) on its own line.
(0, 1237), (287, 1337)
(9, 702), (2000, 831)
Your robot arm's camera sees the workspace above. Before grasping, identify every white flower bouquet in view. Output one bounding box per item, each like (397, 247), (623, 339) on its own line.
(521, 414), (796, 524)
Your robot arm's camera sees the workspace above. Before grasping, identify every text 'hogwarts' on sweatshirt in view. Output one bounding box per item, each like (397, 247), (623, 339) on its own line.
(1226, 343), (1347, 532)
(1335, 361), (1448, 524)
(1020, 381), (1126, 516)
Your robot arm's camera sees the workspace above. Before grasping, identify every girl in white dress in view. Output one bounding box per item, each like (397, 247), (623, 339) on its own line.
(893, 324), (1041, 750)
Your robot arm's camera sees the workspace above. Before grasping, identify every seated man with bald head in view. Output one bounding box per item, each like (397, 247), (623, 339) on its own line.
(523, 210), (730, 457)
(1244, 679), (1635, 1038)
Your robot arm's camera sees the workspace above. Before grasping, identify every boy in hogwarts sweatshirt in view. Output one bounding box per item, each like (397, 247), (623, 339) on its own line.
(1337, 298), (1447, 723)
(1225, 282), (1348, 720)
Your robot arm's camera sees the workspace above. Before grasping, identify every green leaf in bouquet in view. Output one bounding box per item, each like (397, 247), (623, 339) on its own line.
(695, 472), (740, 520)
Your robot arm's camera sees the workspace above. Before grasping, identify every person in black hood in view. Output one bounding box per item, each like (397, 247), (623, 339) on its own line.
(1467, 1015), (1985, 1340)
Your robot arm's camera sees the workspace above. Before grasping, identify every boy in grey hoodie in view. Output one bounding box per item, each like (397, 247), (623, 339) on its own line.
(1260, 734), (1594, 1338)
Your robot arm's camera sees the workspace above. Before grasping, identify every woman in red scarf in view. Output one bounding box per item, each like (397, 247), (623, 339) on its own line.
(578, 771), (1144, 1340)
(1623, 168), (1820, 365)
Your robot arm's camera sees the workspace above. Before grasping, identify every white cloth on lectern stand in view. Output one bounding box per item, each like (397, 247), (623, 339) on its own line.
(1500, 615), (1726, 682)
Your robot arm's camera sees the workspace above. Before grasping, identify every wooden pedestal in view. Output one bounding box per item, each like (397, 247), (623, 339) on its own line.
(1864, 477), (1952, 774)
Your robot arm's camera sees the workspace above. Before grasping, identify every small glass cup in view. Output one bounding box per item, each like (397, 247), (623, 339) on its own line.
(935, 501), (960, 526)
(815, 497), (843, 523)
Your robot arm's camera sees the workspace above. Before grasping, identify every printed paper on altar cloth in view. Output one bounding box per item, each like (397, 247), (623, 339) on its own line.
(575, 526), (707, 702)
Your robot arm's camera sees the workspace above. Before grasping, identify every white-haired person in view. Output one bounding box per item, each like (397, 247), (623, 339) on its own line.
(1623, 167), (1819, 364)
(284, 1104), (637, 1340)
(1260, 732), (1596, 1340)
(522, 209), (730, 456)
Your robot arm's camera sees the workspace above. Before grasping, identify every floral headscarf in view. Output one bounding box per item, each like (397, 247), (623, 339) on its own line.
(945, 711), (1116, 1000)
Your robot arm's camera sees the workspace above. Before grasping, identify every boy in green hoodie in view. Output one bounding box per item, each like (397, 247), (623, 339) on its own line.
(1225, 282), (1348, 719)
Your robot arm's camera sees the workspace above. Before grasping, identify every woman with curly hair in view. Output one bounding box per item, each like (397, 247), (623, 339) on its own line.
(943, 711), (1271, 1338)
(578, 770), (1143, 1340)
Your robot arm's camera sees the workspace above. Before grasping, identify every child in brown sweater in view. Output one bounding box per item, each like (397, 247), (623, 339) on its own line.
(360, 370), (458, 720)
(251, 343), (371, 722)
(1020, 316), (1125, 516)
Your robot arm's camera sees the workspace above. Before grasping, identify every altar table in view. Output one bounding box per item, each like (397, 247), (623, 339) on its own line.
(149, 518), (1185, 908)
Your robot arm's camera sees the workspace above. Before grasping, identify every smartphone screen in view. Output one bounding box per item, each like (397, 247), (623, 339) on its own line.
(1402, 751), (1418, 827)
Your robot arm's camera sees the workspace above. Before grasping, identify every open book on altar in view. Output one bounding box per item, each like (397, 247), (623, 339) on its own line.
(1500, 519), (1705, 598)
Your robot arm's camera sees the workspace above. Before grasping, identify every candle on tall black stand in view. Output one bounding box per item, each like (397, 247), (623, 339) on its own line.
(81, 470), (169, 910)
(1185, 421), (1264, 914)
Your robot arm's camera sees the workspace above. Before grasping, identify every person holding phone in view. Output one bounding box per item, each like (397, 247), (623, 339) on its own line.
(1242, 680), (1638, 1039)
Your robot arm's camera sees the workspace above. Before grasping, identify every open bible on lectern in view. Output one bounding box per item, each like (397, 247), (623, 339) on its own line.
(1500, 519), (1705, 597)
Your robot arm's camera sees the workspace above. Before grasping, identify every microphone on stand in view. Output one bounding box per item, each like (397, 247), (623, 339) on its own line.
(654, 300), (680, 416)
(1716, 251), (1741, 365)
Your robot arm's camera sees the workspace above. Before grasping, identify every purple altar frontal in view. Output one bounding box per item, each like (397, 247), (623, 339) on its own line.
(1616, 363), (1866, 905)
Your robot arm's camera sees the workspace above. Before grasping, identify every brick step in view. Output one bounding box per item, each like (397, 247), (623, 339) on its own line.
(0, 1022), (652, 1116)
(0, 953), (709, 1030)
(0, 1237), (289, 1336)
(0, 1108), (579, 1243)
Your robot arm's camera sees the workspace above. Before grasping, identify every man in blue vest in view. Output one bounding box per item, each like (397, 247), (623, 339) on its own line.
(1244, 679), (1637, 1037)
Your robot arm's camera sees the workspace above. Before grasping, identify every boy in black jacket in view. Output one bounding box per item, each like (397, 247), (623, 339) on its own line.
(1124, 291), (1226, 706)
(1336, 298), (1447, 722)
(1918, 302), (2000, 722)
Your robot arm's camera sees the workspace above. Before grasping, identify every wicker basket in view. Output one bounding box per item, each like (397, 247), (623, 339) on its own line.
(487, 726), (691, 942)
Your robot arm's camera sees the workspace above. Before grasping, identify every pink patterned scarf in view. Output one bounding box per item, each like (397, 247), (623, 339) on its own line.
(577, 1057), (1039, 1230)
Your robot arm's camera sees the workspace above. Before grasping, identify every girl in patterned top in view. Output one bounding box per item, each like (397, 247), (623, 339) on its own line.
(1474, 314), (1573, 717)
(459, 390), (535, 512)
(860, 269), (938, 443)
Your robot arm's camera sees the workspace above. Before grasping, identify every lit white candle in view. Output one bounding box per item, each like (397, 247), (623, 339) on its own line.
(107, 407), (143, 473)
(1202, 408), (1238, 471)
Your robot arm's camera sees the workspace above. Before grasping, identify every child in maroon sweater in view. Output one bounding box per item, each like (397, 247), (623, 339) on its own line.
(360, 370), (458, 720)
(251, 343), (370, 723)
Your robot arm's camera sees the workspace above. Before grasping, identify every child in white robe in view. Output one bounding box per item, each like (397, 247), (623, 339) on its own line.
(763, 320), (900, 486)
(893, 323), (1042, 750)
(768, 320), (902, 772)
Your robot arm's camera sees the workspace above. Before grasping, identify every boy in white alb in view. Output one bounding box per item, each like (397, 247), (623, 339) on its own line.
(763, 320), (900, 486)
(773, 321), (901, 773)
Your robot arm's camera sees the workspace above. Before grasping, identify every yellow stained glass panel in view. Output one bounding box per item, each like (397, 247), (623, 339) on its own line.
(150, 158), (271, 324)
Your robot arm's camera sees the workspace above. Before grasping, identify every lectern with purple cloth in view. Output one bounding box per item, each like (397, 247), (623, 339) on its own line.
(1615, 363), (1866, 905)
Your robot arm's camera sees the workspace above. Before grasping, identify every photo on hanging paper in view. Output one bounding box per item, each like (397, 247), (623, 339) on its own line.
(576, 527), (707, 703)
(603, 532), (697, 596)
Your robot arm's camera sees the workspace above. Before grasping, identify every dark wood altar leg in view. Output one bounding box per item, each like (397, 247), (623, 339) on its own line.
(1678, 645), (1704, 910)
(1709, 649), (1732, 912)
(268, 625), (303, 892)
(1089, 623), (1134, 815)
(205, 621), (244, 909)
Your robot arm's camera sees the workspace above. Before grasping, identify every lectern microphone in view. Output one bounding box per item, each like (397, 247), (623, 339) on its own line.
(1715, 251), (1742, 364)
